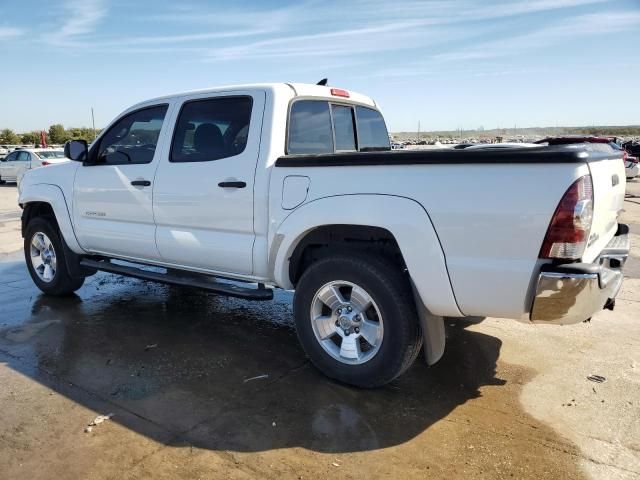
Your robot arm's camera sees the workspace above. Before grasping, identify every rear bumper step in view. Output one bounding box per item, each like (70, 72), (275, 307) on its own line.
(530, 224), (629, 325)
(80, 258), (274, 301)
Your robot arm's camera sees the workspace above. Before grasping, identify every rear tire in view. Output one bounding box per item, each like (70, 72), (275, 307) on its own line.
(293, 253), (422, 388)
(24, 216), (85, 295)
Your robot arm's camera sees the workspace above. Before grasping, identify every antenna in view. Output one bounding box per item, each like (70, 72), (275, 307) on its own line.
(316, 78), (328, 86)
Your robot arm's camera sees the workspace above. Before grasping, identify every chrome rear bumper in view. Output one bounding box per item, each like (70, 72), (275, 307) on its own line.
(530, 224), (630, 325)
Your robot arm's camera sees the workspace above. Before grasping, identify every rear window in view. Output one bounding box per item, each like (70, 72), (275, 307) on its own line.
(331, 104), (356, 151)
(287, 100), (390, 155)
(355, 106), (390, 151)
(35, 151), (65, 159)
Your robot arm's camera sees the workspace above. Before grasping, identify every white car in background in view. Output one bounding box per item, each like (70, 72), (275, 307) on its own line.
(0, 149), (67, 185)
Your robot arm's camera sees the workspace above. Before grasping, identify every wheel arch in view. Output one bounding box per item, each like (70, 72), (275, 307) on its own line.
(20, 184), (84, 254)
(270, 194), (462, 318)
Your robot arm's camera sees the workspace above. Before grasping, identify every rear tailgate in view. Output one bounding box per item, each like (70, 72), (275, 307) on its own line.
(582, 148), (626, 262)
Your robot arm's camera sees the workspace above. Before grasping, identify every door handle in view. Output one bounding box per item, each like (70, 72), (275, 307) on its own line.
(131, 180), (151, 187)
(218, 181), (246, 188)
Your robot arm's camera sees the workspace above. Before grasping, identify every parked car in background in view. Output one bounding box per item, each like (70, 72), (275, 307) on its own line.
(464, 142), (541, 150)
(622, 141), (640, 179)
(453, 142), (477, 149)
(0, 145), (9, 159)
(535, 136), (636, 178)
(0, 149), (67, 185)
(625, 155), (639, 179)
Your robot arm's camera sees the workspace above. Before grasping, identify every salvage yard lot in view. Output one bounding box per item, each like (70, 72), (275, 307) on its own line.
(0, 181), (638, 479)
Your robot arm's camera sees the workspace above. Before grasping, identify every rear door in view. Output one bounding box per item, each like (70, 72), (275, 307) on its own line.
(15, 151), (34, 178)
(153, 90), (265, 275)
(73, 103), (172, 260)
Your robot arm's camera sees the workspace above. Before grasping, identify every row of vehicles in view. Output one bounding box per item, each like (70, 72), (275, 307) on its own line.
(454, 136), (639, 179)
(16, 82), (630, 387)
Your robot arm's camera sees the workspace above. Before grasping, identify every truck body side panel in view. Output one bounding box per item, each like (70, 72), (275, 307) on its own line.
(269, 194), (462, 317)
(270, 161), (592, 320)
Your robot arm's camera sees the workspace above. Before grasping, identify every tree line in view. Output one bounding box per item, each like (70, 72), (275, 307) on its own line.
(0, 125), (100, 146)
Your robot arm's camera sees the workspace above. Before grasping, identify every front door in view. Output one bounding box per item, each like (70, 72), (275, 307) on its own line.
(153, 91), (265, 275)
(73, 103), (172, 260)
(0, 151), (19, 181)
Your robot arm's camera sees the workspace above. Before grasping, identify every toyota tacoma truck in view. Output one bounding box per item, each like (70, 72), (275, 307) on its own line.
(17, 83), (630, 387)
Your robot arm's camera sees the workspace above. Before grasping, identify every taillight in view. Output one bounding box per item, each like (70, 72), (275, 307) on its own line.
(539, 175), (593, 260)
(41, 161), (50, 166)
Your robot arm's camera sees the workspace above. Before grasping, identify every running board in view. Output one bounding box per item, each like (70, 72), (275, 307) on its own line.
(79, 258), (274, 301)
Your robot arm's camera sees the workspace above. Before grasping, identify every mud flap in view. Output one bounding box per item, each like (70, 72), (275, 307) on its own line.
(59, 234), (96, 279)
(411, 283), (446, 365)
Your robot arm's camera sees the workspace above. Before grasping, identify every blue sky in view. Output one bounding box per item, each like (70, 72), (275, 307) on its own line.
(1, 0), (639, 132)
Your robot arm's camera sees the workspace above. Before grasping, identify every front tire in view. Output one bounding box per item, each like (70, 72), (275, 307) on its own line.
(293, 253), (422, 388)
(24, 216), (85, 295)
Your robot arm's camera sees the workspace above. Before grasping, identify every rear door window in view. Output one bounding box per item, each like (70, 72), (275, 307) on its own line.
(171, 96), (253, 163)
(331, 104), (356, 151)
(355, 106), (390, 151)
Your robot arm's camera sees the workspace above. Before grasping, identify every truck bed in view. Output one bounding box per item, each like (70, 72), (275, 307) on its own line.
(275, 145), (619, 167)
(272, 145), (625, 320)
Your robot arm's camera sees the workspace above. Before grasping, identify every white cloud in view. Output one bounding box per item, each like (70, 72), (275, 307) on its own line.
(0, 27), (24, 40)
(433, 10), (640, 62)
(44, 0), (108, 47)
(34, 0), (621, 67)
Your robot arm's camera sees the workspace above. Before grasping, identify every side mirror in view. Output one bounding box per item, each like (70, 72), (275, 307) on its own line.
(64, 140), (88, 162)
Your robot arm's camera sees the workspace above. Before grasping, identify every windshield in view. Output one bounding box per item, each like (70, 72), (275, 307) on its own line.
(35, 150), (66, 159)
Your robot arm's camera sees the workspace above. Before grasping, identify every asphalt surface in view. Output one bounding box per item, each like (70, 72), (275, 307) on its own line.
(0, 180), (639, 479)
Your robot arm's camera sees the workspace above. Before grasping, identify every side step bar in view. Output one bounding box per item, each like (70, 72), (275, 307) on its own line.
(79, 258), (274, 301)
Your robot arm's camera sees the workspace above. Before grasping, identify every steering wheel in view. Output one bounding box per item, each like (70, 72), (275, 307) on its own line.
(114, 149), (132, 163)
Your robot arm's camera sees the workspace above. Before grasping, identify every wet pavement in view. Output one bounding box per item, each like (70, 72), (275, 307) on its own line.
(1, 181), (639, 479)
(0, 253), (588, 479)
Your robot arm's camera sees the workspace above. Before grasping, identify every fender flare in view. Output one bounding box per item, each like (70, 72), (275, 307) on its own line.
(270, 194), (462, 318)
(19, 183), (84, 254)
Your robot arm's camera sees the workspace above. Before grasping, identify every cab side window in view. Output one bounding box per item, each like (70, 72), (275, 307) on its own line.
(17, 151), (31, 161)
(96, 105), (168, 165)
(3, 152), (18, 162)
(288, 101), (334, 154)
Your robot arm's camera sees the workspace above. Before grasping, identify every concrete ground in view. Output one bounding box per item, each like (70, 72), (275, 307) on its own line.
(0, 179), (638, 479)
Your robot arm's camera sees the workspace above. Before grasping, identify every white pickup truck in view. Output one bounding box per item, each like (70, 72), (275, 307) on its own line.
(18, 83), (630, 387)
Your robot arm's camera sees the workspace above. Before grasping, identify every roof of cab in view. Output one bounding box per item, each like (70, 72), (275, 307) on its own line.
(132, 83), (377, 110)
